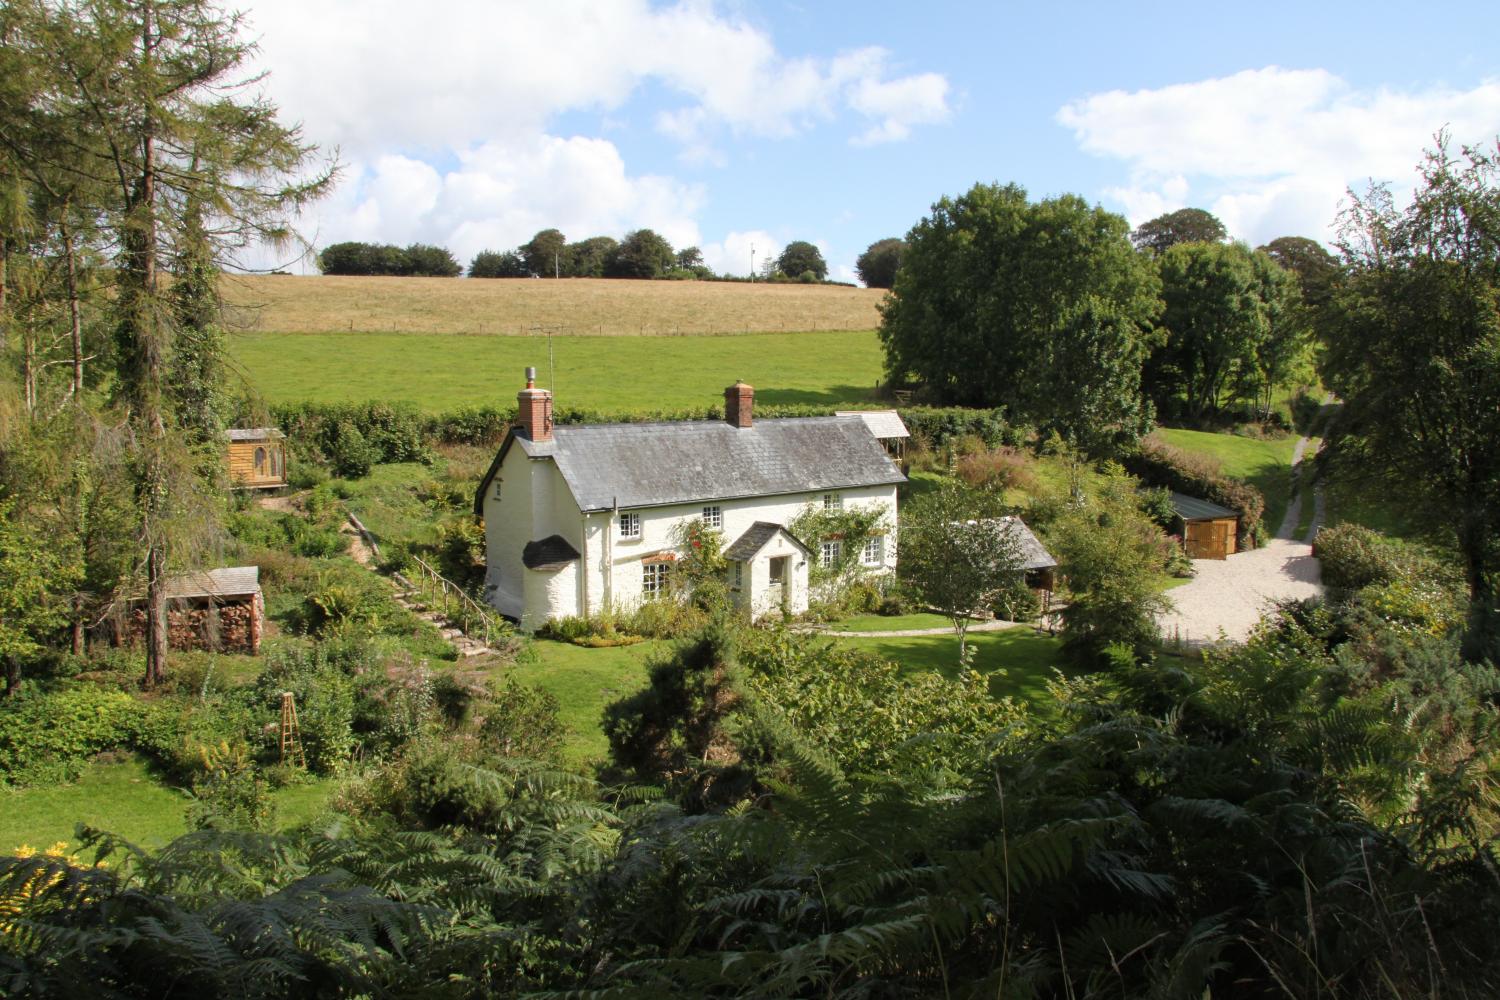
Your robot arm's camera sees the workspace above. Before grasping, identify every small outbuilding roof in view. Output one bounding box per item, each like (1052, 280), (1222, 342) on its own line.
(226, 428), (285, 441)
(724, 521), (812, 561)
(162, 566), (261, 600)
(522, 535), (581, 572)
(969, 517), (1056, 571)
(479, 415), (904, 516)
(834, 409), (909, 439)
(1169, 492), (1238, 522)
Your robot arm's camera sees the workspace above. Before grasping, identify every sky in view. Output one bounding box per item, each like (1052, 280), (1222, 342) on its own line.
(239, 0), (1500, 282)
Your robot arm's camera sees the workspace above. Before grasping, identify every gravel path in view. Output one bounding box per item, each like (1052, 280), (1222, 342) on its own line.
(1158, 405), (1333, 648)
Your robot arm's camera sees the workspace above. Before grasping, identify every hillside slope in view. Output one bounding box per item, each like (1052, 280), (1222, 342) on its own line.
(221, 274), (886, 336)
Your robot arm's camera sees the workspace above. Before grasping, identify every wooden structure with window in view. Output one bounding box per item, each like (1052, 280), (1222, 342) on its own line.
(1170, 492), (1240, 560)
(227, 428), (288, 489)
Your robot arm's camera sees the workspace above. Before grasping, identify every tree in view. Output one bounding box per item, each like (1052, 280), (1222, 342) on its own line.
(400, 243), (460, 277)
(564, 235), (616, 278)
(1131, 207), (1229, 254)
(468, 249), (527, 278)
(1147, 241), (1271, 420)
(776, 240), (827, 281)
(520, 228), (565, 277)
(899, 482), (1026, 660)
(0, 496), (80, 694)
(879, 182), (1162, 452)
(1258, 235), (1344, 312)
(606, 229), (674, 279)
(41, 0), (332, 686)
(1320, 135), (1500, 661)
(675, 246), (704, 270)
(855, 237), (903, 289)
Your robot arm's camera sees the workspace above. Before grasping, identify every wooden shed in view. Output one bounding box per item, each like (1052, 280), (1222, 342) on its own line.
(1170, 492), (1239, 560)
(227, 428), (287, 489)
(112, 566), (265, 654)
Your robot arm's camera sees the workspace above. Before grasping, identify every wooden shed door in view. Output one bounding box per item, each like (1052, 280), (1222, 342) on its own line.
(1185, 520), (1231, 560)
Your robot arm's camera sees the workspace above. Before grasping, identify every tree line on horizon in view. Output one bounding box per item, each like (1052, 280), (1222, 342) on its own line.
(318, 228), (843, 284)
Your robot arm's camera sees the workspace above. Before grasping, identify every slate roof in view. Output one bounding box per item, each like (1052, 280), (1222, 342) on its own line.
(972, 517), (1057, 571)
(724, 522), (812, 561)
(226, 428), (283, 441)
(522, 535), (581, 571)
(162, 566), (261, 600)
(1169, 492), (1238, 522)
(478, 416), (904, 516)
(834, 409), (909, 439)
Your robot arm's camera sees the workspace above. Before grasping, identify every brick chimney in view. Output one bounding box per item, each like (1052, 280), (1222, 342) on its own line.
(724, 380), (754, 428)
(516, 367), (553, 443)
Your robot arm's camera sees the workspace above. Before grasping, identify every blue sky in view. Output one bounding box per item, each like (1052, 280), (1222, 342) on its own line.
(243, 0), (1500, 281)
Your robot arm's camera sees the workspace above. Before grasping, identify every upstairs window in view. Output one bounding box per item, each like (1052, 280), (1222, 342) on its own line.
(619, 512), (641, 539)
(862, 536), (884, 566)
(820, 540), (841, 568)
(823, 492), (842, 511)
(702, 505), (722, 529)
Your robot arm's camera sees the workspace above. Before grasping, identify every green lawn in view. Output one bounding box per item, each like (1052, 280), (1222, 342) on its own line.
(836, 627), (1069, 704)
(507, 639), (664, 767)
(231, 330), (885, 413)
(0, 756), (336, 852)
(1152, 427), (1299, 532)
(828, 612), (957, 632)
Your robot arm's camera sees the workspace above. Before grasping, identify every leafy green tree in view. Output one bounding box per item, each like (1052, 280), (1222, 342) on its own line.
(899, 481), (1026, 659)
(400, 243), (460, 277)
(1320, 135), (1500, 661)
(776, 240), (827, 281)
(467, 249), (527, 278)
(318, 241), (395, 275)
(606, 228), (674, 279)
(675, 246), (704, 270)
(564, 235), (617, 277)
(520, 228), (566, 277)
(0, 496), (81, 693)
(1131, 206), (1228, 254)
(880, 182), (1163, 451)
(1148, 241), (1271, 420)
(1259, 235), (1344, 311)
(855, 237), (903, 288)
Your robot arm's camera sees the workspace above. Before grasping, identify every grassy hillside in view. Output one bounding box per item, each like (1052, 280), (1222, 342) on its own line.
(229, 329), (886, 412)
(221, 274), (885, 336)
(1150, 427), (1299, 532)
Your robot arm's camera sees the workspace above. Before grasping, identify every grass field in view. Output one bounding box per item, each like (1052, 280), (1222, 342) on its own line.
(230, 329), (885, 412)
(222, 275), (885, 336)
(1150, 427), (1299, 532)
(836, 627), (1068, 703)
(508, 639), (665, 767)
(0, 756), (335, 852)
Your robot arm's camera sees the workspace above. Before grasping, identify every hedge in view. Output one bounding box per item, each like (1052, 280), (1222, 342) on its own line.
(0, 687), (144, 786)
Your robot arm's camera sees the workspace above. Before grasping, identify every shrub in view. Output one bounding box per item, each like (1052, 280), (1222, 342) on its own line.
(1314, 523), (1399, 591)
(328, 421), (378, 478)
(253, 645), (358, 774)
(0, 686), (143, 785)
(186, 741), (273, 832)
(954, 445), (1038, 493)
(478, 679), (565, 763)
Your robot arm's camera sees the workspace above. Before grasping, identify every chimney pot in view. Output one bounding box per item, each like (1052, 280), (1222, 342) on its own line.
(517, 367), (553, 442)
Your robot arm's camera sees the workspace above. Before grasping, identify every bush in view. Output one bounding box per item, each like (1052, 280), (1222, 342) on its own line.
(1314, 523), (1399, 590)
(328, 421), (378, 478)
(0, 686), (143, 785)
(253, 645), (357, 774)
(186, 741), (273, 832)
(954, 445), (1039, 493)
(478, 679), (565, 763)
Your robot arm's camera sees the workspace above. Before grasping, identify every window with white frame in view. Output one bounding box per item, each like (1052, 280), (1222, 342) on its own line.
(823, 492), (842, 510)
(492, 477), (502, 500)
(820, 540), (841, 568)
(862, 535), (884, 566)
(642, 561), (670, 596)
(732, 560), (743, 590)
(702, 505), (722, 528)
(619, 512), (641, 538)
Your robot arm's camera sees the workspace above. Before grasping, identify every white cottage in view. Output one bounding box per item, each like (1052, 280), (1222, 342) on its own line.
(475, 371), (905, 629)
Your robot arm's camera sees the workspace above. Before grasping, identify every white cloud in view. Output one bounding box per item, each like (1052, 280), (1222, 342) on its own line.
(1057, 67), (1500, 244)
(236, 1), (949, 270)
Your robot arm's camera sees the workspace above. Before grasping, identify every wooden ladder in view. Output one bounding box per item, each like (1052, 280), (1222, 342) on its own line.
(279, 691), (307, 768)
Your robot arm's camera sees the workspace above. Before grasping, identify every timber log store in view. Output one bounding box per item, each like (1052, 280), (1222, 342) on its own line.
(1170, 492), (1240, 560)
(111, 567), (265, 654)
(227, 427), (288, 489)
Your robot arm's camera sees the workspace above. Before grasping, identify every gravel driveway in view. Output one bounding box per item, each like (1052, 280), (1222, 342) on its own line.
(1157, 538), (1324, 647)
